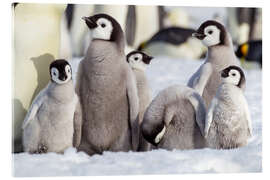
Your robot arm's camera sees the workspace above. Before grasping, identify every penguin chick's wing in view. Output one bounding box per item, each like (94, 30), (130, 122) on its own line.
(204, 97), (218, 137)
(187, 92), (207, 136)
(242, 97), (253, 136)
(126, 67), (140, 151)
(192, 63), (213, 96)
(21, 85), (49, 129)
(73, 96), (82, 148)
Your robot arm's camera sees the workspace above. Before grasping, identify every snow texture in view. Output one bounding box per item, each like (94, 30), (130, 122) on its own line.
(13, 56), (262, 177)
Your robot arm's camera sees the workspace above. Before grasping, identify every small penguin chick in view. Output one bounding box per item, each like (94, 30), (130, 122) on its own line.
(50, 59), (72, 84)
(192, 20), (226, 47)
(22, 59), (81, 154)
(126, 51), (153, 71)
(126, 51), (153, 151)
(204, 65), (252, 149)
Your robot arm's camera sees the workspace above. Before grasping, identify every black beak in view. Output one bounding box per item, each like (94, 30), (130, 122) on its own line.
(192, 32), (206, 40)
(82, 16), (98, 29)
(143, 56), (154, 65)
(59, 74), (67, 81)
(220, 70), (228, 78)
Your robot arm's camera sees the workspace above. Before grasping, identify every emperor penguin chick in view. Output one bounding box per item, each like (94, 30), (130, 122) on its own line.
(77, 14), (139, 155)
(188, 20), (240, 109)
(205, 66), (252, 149)
(141, 85), (206, 150)
(22, 60), (82, 154)
(127, 51), (153, 151)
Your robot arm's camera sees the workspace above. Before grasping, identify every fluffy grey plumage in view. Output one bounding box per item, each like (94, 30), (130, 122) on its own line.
(133, 68), (152, 151)
(141, 85), (206, 150)
(127, 51), (153, 151)
(22, 79), (80, 153)
(188, 20), (240, 108)
(77, 14), (139, 155)
(205, 66), (252, 149)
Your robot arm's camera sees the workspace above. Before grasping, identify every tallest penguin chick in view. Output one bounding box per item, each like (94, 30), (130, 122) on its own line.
(188, 20), (240, 108)
(77, 14), (139, 155)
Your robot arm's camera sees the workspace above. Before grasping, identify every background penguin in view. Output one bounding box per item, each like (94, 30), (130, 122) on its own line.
(76, 14), (140, 155)
(141, 85), (206, 150)
(205, 66), (252, 149)
(65, 4), (95, 57)
(132, 6), (159, 48)
(235, 40), (262, 67)
(13, 3), (67, 153)
(137, 27), (206, 59)
(22, 59), (82, 153)
(187, 20), (240, 109)
(226, 8), (262, 45)
(126, 51), (153, 151)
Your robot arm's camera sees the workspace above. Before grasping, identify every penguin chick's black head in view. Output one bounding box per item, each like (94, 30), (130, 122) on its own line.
(192, 20), (226, 46)
(126, 51), (153, 65)
(50, 59), (72, 84)
(221, 65), (245, 88)
(82, 13), (124, 45)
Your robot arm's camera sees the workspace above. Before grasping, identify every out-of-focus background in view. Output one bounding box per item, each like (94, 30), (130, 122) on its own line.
(60, 5), (262, 64)
(12, 3), (262, 176)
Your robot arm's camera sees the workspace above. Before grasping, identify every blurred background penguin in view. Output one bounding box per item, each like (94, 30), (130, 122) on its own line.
(62, 4), (262, 65)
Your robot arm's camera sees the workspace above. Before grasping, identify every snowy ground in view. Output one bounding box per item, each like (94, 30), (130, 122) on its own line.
(13, 56), (262, 177)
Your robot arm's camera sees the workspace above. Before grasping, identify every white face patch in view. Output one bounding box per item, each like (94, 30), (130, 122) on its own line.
(50, 65), (72, 84)
(202, 25), (221, 47)
(222, 69), (241, 86)
(128, 53), (147, 71)
(91, 18), (113, 40)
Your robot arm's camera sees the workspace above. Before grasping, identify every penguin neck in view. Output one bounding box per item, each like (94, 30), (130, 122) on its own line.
(48, 80), (75, 102)
(218, 83), (242, 102)
(131, 65), (147, 72)
(206, 33), (238, 68)
(86, 39), (124, 63)
(90, 38), (124, 53)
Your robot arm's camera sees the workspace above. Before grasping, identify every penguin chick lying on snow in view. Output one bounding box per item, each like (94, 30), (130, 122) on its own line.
(141, 85), (206, 150)
(22, 59), (82, 154)
(205, 65), (252, 149)
(127, 51), (153, 151)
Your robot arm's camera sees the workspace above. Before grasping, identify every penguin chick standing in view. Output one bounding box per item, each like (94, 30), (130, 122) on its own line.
(22, 60), (82, 153)
(126, 51), (153, 151)
(77, 14), (139, 155)
(205, 66), (252, 149)
(141, 85), (206, 150)
(188, 20), (240, 109)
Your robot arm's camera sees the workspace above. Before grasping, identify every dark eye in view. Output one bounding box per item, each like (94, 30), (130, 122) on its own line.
(232, 73), (236, 76)
(53, 72), (56, 76)
(134, 57), (139, 61)
(101, 23), (106, 28)
(208, 30), (213, 34)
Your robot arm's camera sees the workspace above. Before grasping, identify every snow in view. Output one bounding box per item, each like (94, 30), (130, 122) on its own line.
(13, 56), (262, 177)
